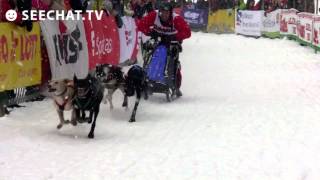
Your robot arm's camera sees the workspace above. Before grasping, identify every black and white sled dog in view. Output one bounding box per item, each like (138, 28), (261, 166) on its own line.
(125, 65), (148, 122)
(95, 64), (128, 109)
(73, 74), (104, 138)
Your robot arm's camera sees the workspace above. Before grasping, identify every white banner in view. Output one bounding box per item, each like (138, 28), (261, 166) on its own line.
(312, 15), (320, 48)
(118, 16), (138, 63)
(40, 18), (89, 80)
(235, 10), (264, 37)
(297, 12), (314, 44)
(280, 9), (299, 36)
(262, 9), (280, 34)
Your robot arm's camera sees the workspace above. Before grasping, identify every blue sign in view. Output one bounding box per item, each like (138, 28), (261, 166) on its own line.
(182, 8), (208, 29)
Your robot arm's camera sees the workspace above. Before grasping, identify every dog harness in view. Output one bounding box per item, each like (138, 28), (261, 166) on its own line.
(55, 85), (74, 111)
(74, 79), (103, 110)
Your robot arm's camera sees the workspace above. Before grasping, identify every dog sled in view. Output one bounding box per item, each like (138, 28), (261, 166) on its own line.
(142, 39), (182, 102)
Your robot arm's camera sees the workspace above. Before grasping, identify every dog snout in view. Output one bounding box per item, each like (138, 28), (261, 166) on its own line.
(47, 83), (57, 92)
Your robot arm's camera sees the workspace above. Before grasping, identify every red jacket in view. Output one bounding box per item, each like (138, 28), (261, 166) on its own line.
(137, 10), (191, 42)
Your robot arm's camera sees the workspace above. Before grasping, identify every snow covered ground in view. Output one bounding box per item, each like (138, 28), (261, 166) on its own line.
(1, 32), (320, 180)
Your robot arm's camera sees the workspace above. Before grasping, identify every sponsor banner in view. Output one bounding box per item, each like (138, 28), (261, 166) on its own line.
(235, 10), (264, 37)
(207, 9), (235, 33)
(280, 9), (299, 37)
(40, 17), (89, 80)
(0, 22), (41, 91)
(83, 12), (120, 69)
(182, 8), (208, 28)
(297, 12), (314, 45)
(118, 16), (138, 63)
(262, 9), (281, 38)
(313, 15), (320, 49)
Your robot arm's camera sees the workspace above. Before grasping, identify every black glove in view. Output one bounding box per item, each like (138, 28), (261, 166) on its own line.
(160, 34), (176, 44)
(148, 31), (161, 40)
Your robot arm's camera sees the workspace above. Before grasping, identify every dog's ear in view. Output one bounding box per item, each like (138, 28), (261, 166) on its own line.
(86, 73), (91, 79)
(73, 74), (77, 82)
(96, 64), (100, 70)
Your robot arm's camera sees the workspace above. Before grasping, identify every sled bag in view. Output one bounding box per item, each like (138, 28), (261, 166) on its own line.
(146, 45), (168, 84)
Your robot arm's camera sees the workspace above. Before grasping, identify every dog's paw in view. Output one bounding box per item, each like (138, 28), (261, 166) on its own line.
(71, 120), (77, 126)
(85, 118), (92, 123)
(64, 120), (71, 124)
(57, 124), (63, 129)
(88, 133), (94, 139)
(129, 118), (135, 123)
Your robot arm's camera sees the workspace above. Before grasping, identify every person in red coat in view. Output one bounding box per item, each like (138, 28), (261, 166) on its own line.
(137, 2), (191, 43)
(137, 2), (191, 97)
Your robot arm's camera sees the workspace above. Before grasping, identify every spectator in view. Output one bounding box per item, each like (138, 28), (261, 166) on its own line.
(69, 0), (89, 12)
(287, 0), (294, 8)
(278, 0), (288, 9)
(130, 0), (154, 19)
(234, 0), (246, 10)
(144, 0), (154, 13)
(306, 0), (314, 13)
(0, 0), (22, 23)
(208, 0), (219, 11)
(31, 0), (51, 11)
(246, 0), (260, 10)
(102, 0), (123, 27)
(196, 0), (208, 9)
(218, 0), (232, 9)
(111, 0), (125, 16)
(50, 0), (65, 10)
(0, 0), (34, 31)
(262, 0), (270, 10)
(246, 0), (254, 9)
(264, 0), (276, 13)
(295, 0), (304, 12)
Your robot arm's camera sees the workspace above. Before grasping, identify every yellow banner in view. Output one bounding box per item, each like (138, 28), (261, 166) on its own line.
(0, 22), (41, 91)
(207, 9), (235, 33)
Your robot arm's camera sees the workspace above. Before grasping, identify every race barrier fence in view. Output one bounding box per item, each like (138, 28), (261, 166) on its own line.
(207, 9), (235, 33)
(204, 8), (320, 53)
(2, 8), (320, 116)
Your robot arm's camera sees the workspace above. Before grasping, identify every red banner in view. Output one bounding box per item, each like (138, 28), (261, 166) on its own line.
(83, 13), (120, 69)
